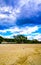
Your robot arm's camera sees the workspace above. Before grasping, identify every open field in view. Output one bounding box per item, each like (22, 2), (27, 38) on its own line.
(0, 44), (41, 65)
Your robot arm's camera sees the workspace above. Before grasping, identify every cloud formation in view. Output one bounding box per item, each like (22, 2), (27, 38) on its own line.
(0, 0), (41, 28)
(0, 0), (41, 40)
(0, 25), (41, 41)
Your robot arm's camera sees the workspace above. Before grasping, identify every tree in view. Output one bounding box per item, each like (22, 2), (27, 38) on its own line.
(0, 36), (3, 44)
(31, 39), (39, 43)
(13, 35), (27, 43)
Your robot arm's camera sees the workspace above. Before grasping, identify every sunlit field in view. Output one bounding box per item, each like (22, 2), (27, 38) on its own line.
(0, 44), (41, 65)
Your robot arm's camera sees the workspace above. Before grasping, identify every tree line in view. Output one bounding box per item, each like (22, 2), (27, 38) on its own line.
(0, 35), (41, 44)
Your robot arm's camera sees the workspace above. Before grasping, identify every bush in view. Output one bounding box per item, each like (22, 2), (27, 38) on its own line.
(0, 36), (3, 44)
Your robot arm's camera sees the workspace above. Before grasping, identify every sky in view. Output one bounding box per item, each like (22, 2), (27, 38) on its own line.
(0, 0), (41, 41)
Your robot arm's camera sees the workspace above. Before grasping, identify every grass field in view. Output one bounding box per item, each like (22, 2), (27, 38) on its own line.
(0, 44), (41, 65)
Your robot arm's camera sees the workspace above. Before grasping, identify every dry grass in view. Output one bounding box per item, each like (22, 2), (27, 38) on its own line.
(0, 44), (41, 65)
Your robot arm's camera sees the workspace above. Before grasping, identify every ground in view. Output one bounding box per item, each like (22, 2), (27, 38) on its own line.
(0, 44), (41, 65)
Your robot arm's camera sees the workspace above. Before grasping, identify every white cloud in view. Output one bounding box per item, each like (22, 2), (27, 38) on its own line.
(0, 25), (39, 35)
(0, 26), (20, 34)
(0, 0), (41, 41)
(0, 6), (10, 12)
(0, 25), (41, 41)
(19, 26), (39, 35)
(0, 0), (41, 26)
(27, 36), (33, 40)
(0, 5), (21, 21)
(34, 34), (41, 41)
(0, 30), (6, 33)
(0, 0), (41, 19)
(0, 0), (41, 20)
(0, 14), (7, 19)
(27, 33), (41, 41)
(17, 0), (41, 17)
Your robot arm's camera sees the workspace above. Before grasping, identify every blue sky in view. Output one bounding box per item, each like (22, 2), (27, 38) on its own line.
(0, 0), (41, 41)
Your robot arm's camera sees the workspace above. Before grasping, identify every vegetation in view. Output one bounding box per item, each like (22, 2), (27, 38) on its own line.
(14, 35), (27, 43)
(0, 36), (4, 43)
(0, 35), (41, 44)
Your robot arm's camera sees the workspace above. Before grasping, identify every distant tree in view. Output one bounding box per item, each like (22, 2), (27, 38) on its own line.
(4, 38), (15, 42)
(13, 35), (27, 43)
(31, 39), (39, 43)
(0, 36), (3, 44)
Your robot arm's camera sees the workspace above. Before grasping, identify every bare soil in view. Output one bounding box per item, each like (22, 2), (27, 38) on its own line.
(0, 44), (41, 65)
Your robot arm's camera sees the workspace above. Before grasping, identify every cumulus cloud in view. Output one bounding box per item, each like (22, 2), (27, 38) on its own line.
(0, 5), (21, 29)
(0, 0), (41, 41)
(0, 25), (41, 41)
(19, 26), (39, 34)
(0, 6), (20, 20)
(0, 25), (39, 37)
(0, 26), (39, 34)
(16, 0), (41, 17)
(0, 0), (41, 27)
(27, 33), (41, 41)
(34, 34), (41, 41)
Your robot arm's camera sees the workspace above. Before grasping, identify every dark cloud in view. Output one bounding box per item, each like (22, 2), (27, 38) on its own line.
(16, 15), (41, 27)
